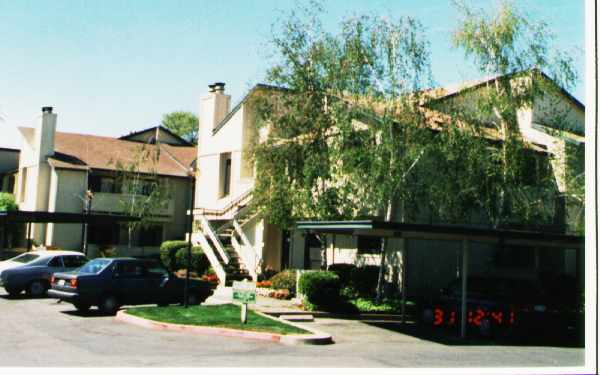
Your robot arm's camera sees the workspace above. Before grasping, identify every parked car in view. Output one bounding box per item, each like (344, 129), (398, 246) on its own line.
(0, 251), (88, 297)
(48, 257), (215, 314)
(419, 276), (578, 338)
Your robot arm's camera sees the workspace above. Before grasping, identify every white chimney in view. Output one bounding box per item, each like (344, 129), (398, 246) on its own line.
(199, 82), (231, 139)
(34, 106), (56, 162)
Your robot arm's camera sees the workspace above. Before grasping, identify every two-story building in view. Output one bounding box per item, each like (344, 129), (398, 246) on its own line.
(14, 107), (196, 256)
(191, 74), (584, 295)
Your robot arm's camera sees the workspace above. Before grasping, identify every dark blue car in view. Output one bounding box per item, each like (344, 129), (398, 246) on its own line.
(48, 258), (215, 314)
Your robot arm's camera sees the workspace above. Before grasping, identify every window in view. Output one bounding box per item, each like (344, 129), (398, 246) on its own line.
(357, 236), (382, 254)
(116, 262), (145, 278)
(62, 256), (88, 268)
(88, 223), (120, 245)
(219, 153), (232, 197)
(89, 175), (119, 193)
(79, 259), (111, 274)
(146, 262), (169, 278)
(47, 257), (63, 268)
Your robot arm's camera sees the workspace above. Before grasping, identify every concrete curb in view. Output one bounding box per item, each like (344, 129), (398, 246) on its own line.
(115, 309), (333, 346)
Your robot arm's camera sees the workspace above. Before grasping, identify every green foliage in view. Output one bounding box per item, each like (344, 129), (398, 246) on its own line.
(252, 2), (433, 229)
(269, 269), (297, 294)
(174, 247), (210, 276)
(159, 240), (208, 275)
(161, 111), (199, 144)
(349, 297), (415, 313)
(445, 0), (582, 230)
(298, 271), (341, 309)
(160, 240), (188, 270)
(0, 192), (18, 211)
(127, 304), (309, 335)
(111, 144), (172, 247)
(328, 263), (356, 286)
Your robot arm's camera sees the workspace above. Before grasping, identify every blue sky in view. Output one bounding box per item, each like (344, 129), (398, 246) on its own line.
(0, 0), (585, 148)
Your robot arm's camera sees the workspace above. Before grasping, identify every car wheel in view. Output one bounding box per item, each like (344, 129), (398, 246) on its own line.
(73, 303), (91, 312)
(27, 280), (48, 298)
(5, 287), (21, 297)
(184, 294), (200, 306)
(421, 307), (434, 325)
(478, 318), (493, 338)
(99, 295), (120, 315)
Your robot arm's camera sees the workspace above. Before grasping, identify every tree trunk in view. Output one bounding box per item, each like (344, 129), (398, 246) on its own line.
(375, 199), (397, 303)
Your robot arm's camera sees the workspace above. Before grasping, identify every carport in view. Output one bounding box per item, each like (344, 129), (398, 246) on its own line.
(0, 210), (139, 256)
(296, 220), (584, 338)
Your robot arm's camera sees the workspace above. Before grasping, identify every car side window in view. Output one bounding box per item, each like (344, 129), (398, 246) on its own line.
(115, 262), (146, 278)
(63, 256), (88, 268)
(146, 264), (169, 278)
(47, 257), (63, 268)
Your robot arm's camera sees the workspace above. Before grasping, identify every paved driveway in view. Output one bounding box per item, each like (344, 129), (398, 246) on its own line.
(0, 288), (585, 367)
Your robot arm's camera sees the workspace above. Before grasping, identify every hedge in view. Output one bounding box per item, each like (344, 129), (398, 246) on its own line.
(270, 269), (297, 295)
(160, 240), (188, 270)
(298, 271), (341, 309)
(0, 193), (18, 211)
(160, 240), (210, 275)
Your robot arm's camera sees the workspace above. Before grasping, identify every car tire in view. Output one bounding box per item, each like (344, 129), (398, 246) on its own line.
(99, 295), (120, 315)
(27, 280), (48, 298)
(184, 294), (200, 306)
(73, 303), (91, 312)
(5, 287), (21, 297)
(478, 318), (493, 338)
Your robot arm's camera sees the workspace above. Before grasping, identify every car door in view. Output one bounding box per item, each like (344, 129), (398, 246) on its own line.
(113, 261), (150, 305)
(144, 262), (173, 304)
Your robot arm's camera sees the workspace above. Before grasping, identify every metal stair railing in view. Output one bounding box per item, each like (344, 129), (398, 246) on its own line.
(192, 232), (227, 284)
(198, 215), (230, 264)
(195, 188), (253, 218)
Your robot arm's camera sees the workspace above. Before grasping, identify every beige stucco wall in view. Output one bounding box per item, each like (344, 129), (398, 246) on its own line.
(46, 168), (87, 250)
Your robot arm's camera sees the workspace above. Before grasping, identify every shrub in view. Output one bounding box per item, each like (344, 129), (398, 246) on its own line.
(174, 246), (210, 276)
(328, 263), (356, 285)
(298, 271), (341, 309)
(270, 269), (297, 295)
(350, 266), (380, 297)
(160, 240), (188, 270)
(259, 266), (278, 281)
(0, 193), (18, 211)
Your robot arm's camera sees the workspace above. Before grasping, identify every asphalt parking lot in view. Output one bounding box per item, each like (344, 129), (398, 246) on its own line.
(0, 287), (585, 368)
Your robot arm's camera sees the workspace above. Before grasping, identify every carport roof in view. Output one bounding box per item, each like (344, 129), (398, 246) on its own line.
(295, 220), (584, 249)
(0, 210), (140, 225)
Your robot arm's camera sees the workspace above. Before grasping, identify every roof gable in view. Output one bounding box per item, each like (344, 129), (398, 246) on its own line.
(119, 125), (193, 146)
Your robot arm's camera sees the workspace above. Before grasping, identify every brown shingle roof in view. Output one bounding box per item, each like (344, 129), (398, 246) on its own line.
(21, 128), (196, 177)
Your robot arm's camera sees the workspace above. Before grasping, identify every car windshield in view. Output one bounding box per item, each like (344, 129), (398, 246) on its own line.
(10, 253), (40, 264)
(78, 259), (112, 274)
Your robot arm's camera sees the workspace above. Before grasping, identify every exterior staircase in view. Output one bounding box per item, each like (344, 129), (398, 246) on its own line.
(192, 190), (259, 286)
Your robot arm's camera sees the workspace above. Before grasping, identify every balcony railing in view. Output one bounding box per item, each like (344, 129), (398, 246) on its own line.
(90, 192), (174, 216)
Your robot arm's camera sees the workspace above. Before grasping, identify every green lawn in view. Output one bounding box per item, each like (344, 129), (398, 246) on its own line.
(126, 304), (310, 335)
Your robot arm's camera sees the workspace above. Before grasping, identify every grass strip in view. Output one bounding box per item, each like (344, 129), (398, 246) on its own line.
(126, 303), (310, 335)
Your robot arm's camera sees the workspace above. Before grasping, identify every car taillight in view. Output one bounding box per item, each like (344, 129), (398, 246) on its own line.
(69, 278), (78, 288)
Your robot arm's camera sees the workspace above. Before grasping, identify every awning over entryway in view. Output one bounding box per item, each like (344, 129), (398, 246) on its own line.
(296, 220), (584, 249)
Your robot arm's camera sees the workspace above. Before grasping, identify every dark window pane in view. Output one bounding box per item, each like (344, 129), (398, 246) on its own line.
(47, 257), (63, 267)
(357, 236), (381, 254)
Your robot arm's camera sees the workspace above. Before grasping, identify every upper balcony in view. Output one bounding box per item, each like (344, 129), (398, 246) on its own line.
(90, 192), (174, 217)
